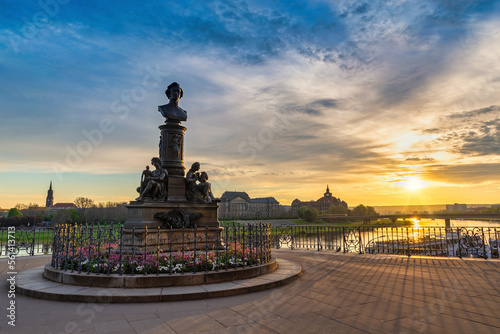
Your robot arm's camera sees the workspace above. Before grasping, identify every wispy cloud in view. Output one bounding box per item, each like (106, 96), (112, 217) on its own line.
(1, 0), (500, 207)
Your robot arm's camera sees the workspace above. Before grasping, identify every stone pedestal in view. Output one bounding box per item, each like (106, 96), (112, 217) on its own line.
(159, 121), (187, 201)
(167, 177), (186, 202)
(123, 201), (221, 252)
(159, 122), (186, 175)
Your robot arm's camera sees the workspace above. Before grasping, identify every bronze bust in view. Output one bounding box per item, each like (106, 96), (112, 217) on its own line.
(158, 82), (188, 122)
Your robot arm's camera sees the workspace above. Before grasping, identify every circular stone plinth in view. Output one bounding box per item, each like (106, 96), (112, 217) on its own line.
(43, 258), (278, 288)
(17, 259), (301, 303)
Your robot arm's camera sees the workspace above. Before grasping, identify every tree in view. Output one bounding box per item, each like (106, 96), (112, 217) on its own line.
(15, 203), (28, 210)
(351, 204), (378, 216)
(53, 209), (80, 225)
(366, 206), (378, 216)
(74, 197), (95, 210)
(351, 204), (367, 216)
(303, 208), (318, 222)
(74, 197), (95, 223)
(7, 208), (23, 218)
(328, 205), (349, 215)
(297, 206), (309, 219)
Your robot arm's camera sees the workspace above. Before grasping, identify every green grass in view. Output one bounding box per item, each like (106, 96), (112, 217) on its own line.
(0, 230), (54, 244)
(219, 221), (244, 227)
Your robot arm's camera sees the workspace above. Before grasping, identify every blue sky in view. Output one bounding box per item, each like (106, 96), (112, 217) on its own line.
(1, 0), (500, 208)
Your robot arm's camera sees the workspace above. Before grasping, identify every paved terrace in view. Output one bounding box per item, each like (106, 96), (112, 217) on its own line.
(1, 250), (500, 334)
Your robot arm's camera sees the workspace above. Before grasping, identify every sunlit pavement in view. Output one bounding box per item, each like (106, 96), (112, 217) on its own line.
(1, 250), (499, 333)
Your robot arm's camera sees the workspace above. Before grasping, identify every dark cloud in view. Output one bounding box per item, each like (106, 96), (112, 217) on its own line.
(371, 1), (499, 107)
(458, 122), (500, 156)
(311, 99), (338, 108)
(339, 2), (370, 18)
(448, 105), (500, 119)
(422, 163), (500, 184)
(422, 128), (442, 134)
(160, 0), (348, 65)
(405, 157), (435, 163)
(281, 98), (338, 116)
(422, 104), (500, 157)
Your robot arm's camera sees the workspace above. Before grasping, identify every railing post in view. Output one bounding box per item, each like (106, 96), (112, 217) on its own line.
(481, 227), (487, 259)
(342, 227), (346, 253)
(358, 227), (362, 254)
(406, 228), (410, 257)
(317, 226), (320, 251)
(30, 224), (36, 256)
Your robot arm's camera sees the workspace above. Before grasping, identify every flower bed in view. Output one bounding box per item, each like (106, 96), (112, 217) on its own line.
(55, 241), (263, 275)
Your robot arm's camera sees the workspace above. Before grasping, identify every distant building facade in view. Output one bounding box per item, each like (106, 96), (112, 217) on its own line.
(44, 182), (77, 213)
(48, 203), (77, 214)
(446, 203), (467, 212)
(0, 208), (8, 218)
(219, 191), (281, 218)
(291, 186), (348, 215)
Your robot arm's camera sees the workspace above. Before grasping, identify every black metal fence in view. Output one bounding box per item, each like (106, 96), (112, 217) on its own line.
(50, 223), (272, 275)
(271, 226), (500, 259)
(4, 224), (500, 261)
(0, 225), (54, 257)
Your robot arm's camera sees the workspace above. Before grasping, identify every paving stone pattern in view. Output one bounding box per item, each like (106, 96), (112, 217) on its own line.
(1, 251), (500, 333)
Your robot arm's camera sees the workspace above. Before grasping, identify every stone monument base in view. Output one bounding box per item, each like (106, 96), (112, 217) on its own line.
(123, 201), (222, 252)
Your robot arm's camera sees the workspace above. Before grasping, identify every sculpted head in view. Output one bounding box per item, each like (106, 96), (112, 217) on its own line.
(151, 157), (161, 167)
(191, 162), (200, 171)
(166, 82), (183, 101)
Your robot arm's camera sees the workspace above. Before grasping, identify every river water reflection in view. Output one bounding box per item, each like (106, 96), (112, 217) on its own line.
(271, 220), (500, 258)
(409, 218), (500, 227)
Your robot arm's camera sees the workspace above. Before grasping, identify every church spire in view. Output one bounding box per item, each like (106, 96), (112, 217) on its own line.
(46, 181), (54, 208)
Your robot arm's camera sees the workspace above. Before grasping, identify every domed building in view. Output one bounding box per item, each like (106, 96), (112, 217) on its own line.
(291, 186), (347, 215)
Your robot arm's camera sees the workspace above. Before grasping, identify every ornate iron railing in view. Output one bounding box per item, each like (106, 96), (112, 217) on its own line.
(4, 223), (499, 260)
(271, 225), (500, 259)
(0, 225), (54, 257)
(50, 223), (272, 275)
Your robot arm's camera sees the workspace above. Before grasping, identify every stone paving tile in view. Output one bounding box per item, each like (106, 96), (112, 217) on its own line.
(270, 302), (319, 318)
(166, 313), (227, 333)
(204, 308), (250, 327)
(259, 317), (317, 333)
(230, 304), (282, 324)
(227, 322), (278, 334)
(128, 317), (175, 333)
(123, 312), (161, 322)
(390, 316), (450, 333)
(286, 312), (364, 334)
(337, 314), (420, 334)
(45, 316), (95, 333)
(0, 324), (49, 334)
(156, 309), (206, 322)
(404, 313), (500, 334)
(196, 328), (238, 334)
(93, 314), (130, 323)
(3, 250), (500, 334)
(93, 319), (135, 334)
(316, 300), (417, 322)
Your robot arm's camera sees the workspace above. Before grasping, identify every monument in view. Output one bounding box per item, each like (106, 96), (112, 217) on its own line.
(123, 82), (221, 251)
(17, 83), (288, 304)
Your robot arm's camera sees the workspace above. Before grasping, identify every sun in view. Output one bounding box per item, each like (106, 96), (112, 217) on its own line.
(403, 176), (426, 191)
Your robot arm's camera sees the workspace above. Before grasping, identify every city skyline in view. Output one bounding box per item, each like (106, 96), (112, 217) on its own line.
(1, 1), (500, 209)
